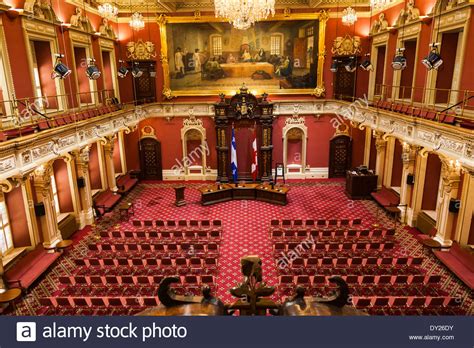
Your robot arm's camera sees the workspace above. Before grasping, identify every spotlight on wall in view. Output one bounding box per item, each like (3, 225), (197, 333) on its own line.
(131, 63), (143, 78)
(52, 54), (71, 79)
(344, 57), (357, 72)
(391, 48), (407, 71)
(422, 43), (443, 70)
(330, 59), (339, 73)
(86, 58), (101, 80)
(360, 54), (373, 71)
(117, 60), (128, 78)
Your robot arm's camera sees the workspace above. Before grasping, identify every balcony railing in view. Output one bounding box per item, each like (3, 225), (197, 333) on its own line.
(372, 85), (474, 128)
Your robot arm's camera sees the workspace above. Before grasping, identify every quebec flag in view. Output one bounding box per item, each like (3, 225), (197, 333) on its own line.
(231, 126), (238, 182)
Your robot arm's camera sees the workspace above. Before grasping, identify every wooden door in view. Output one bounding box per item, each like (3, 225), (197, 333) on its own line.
(293, 38), (307, 68)
(334, 67), (356, 101)
(133, 61), (156, 104)
(329, 135), (352, 178)
(139, 138), (163, 180)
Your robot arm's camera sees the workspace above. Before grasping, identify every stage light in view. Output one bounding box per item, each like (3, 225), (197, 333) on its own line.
(131, 64), (143, 78)
(391, 48), (407, 71)
(117, 60), (128, 78)
(344, 57), (357, 72)
(330, 59), (339, 73)
(52, 54), (71, 79)
(422, 43), (443, 70)
(360, 54), (373, 71)
(86, 59), (101, 80)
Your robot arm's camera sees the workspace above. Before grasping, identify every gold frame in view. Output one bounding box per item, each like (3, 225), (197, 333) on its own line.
(157, 11), (329, 99)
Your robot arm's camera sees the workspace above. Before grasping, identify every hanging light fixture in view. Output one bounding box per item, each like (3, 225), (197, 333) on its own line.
(131, 62), (143, 78)
(117, 60), (128, 78)
(86, 58), (101, 80)
(360, 54), (373, 71)
(391, 48), (407, 70)
(52, 54), (71, 79)
(129, 12), (145, 31)
(214, 0), (275, 30)
(370, 0), (393, 9)
(98, 2), (119, 19)
(342, 7), (358, 26)
(422, 44), (443, 70)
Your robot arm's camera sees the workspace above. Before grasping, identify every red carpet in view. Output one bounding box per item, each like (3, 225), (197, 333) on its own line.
(4, 180), (473, 315)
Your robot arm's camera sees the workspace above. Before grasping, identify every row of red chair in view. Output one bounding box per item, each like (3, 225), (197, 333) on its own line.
(277, 256), (423, 270)
(75, 256), (218, 273)
(132, 219), (222, 229)
(59, 274), (215, 287)
(374, 100), (456, 125)
(88, 242), (219, 254)
(271, 228), (395, 241)
(99, 229), (222, 241)
(279, 274), (440, 288)
(274, 241), (395, 254)
(40, 296), (160, 309)
(271, 218), (362, 229)
(353, 296), (461, 309)
(37, 104), (121, 131)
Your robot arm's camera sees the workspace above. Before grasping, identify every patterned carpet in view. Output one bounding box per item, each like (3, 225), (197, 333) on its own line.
(4, 179), (473, 315)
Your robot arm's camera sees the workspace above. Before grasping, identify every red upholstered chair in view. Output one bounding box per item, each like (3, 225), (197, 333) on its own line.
(143, 297), (158, 306)
(108, 298), (123, 307)
(204, 258), (218, 273)
(305, 219), (315, 227)
(271, 220), (280, 228)
(212, 220), (222, 227)
(392, 297), (409, 308)
(132, 220), (142, 228)
(351, 218), (362, 226)
(201, 220), (211, 229)
(317, 219), (326, 227)
(279, 275), (295, 295)
(355, 298), (372, 308)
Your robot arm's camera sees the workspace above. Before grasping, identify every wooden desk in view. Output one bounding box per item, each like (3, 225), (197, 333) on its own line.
(233, 184), (258, 200)
(199, 184), (289, 206)
(0, 288), (22, 311)
(346, 171), (377, 199)
(199, 185), (233, 206)
(256, 185), (289, 205)
(119, 202), (133, 220)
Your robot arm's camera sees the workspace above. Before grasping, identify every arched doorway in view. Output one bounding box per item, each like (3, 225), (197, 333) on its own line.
(139, 126), (162, 180)
(282, 120), (307, 179)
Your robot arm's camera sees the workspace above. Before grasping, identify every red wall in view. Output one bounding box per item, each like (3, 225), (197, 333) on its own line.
(53, 159), (73, 213)
(391, 140), (403, 187)
(5, 187), (30, 247)
(113, 137), (122, 173)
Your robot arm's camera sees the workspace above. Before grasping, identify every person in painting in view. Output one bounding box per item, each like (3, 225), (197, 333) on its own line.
(193, 49), (202, 73)
(275, 56), (292, 77)
(174, 47), (185, 78)
(241, 49), (252, 62)
(204, 57), (225, 80)
(254, 48), (266, 62)
(227, 53), (236, 64)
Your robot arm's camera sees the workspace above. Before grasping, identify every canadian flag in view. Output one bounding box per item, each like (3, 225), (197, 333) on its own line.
(251, 126), (258, 181)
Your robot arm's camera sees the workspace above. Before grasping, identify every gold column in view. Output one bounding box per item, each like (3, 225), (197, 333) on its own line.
(33, 162), (62, 248)
(101, 136), (118, 192)
(434, 158), (461, 246)
(118, 130), (127, 175)
(407, 150), (428, 226)
(454, 169), (474, 245)
(18, 175), (40, 247)
(63, 153), (82, 226)
(363, 127), (372, 167)
(382, 137), (395, 188)
(374, 131), (387, 189)
(75, 146), (95, 226)
(0, 249), (4, 290)
(399, 143), (418, 222)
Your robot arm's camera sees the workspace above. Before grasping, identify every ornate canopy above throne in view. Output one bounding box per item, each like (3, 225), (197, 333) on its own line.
(214, 85), (275, 182)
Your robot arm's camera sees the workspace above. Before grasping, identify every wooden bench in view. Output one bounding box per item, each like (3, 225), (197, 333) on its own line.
(93, 189), (121, 217)
(4, 247), (61, 290)
(116, 172), (139, 195)
(434, 242), (474, 290)
(371, 186), (400, 210)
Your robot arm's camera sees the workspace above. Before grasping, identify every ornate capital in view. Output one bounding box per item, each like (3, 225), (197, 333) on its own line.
(440, 158), (461, 194)
(33, 162), (54, 196)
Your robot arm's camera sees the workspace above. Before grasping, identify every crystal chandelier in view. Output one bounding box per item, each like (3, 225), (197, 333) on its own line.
(129, 12), (145, 31)
(98, 2), (119, 19)
(370, 0), (393, 9)
(214, 0), (276, 30)
(342, 7), (358, 26)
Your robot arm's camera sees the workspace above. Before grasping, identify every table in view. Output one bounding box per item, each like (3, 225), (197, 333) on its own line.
(0, 288), (22, 311)
(220, 62), (274, 78)
(55, 239), (73, 251)
(118, 202), (134, 220)
(199, 183), (289, 206)
(386, 206), (401, 228)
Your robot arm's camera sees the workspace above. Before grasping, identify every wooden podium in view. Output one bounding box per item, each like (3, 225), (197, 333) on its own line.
(174, 186), (186, 207)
